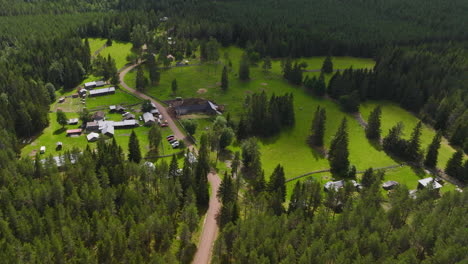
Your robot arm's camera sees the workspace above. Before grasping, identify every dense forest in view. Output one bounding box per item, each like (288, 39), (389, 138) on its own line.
(0, 0), (467, 263)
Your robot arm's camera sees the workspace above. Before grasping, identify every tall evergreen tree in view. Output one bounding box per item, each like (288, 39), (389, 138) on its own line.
(445, 150), (464, 182)
(136, 66), (146, 92)
(217, 172), (235, 204)
(195, 134), (210, 207)
(424, 132), (442, 168)
(328, 118), (350, 177)
(169, 155), (179, 179)
(407, 122), (423, 163)
(262, 57), (272, 72)
(128, 130), (141, 163)
(310, 106), (326, 147)
(148, 124), (162, 153)
(221, 66), (228, 90)
(365, 106), (382, 140)
(239, 53), (250, 80)
(321, 55), (333, 74)
(171, 79), (178, 95)
(268, 164), (286, 202)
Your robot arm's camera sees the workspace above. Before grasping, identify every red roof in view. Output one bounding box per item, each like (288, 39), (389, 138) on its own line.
(66, 129), (83, 134)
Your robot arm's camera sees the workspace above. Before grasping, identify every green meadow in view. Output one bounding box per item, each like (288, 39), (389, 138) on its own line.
(86, 38), (107, 55)
(99, 41), (134, 70)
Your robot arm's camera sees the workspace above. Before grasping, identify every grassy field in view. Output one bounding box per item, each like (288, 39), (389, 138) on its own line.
(99, 41), (134, 70)
(360, 101), (457, 169)
(122, 45), (463, 197)
(86, 38), (107, 55)
(86, 89), (142, 110)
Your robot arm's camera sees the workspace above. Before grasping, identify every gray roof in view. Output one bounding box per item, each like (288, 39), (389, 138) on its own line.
(89, 87), (115, 96)
(102, 125), (114, 136)
(95, 81), (106, 87)
(113, 120), (138, 128)
(418, 177), (442, 189)
(68, 118), (79, 124)
(324, 180), (345, 191)
(143, 112), (156, 124)
(86, 121), (98, 128)
(86, 132), (99, 142)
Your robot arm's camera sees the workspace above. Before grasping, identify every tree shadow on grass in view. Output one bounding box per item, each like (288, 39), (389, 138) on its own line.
(367, 138), (383, 152)
(53, 127), (66, 135)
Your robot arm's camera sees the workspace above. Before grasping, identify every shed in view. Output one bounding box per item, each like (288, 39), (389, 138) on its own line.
(109, 105), (116, 112)
(40, 146), (46, 154)
(95, 80), (106, 87)
(68, 118), (79, 125)
(87, 132), (99, 142)
(56, 142), (63, 150)
(92, 111), (105, 121)
(418, 177), (442, 190)
(382, 181), (399, 191)
(143, 112), (156, 126)
(89, 87), (115, 97)
(66, 128), (82, 136)
(84, 81), (96, 89)
(58, 97), (65, 103)
(122, 113), (136, 120)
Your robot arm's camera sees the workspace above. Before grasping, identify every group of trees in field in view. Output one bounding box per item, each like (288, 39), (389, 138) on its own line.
(237, 92), (295, 139)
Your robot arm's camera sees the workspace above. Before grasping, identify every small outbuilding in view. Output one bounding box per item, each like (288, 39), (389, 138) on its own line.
(95, 80), (106, 87)
(68, 118), (79, 125)
(122, 113), (136, 120)
(56, 142), (63, 150)
(143, 112), (156, 126)
(66, 128), (82, 136)
(382, 181), (399, 191)
(40, 146), (46, 154)
(324, 180), (345, 192)
(92, 111), (105, 121)
(58, 97), (65, 103)
(102, 125), (115, 137)
(418, 177), (442, 190)
(84, 81), (96, 89)
(87, 132), (100, 142)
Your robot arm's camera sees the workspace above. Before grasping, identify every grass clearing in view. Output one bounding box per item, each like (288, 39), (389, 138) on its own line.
(86, 38), (107, 55)
(99, 41), (134, 70)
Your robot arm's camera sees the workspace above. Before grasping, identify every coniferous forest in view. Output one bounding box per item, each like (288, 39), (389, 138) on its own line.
(0, 0), (467, 263)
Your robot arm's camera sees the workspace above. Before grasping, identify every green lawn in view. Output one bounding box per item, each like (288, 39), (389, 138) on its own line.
(99, 41), (134, 70)
(86, 38), (107, 55)
(85, 89), (142, 110)
(360, 101), (458, 169)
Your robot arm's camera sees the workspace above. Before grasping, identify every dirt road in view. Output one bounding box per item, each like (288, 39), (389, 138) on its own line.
(119, 63), (221, 264)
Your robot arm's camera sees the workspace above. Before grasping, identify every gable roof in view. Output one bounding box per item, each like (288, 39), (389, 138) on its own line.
(418, 177), (442, 189)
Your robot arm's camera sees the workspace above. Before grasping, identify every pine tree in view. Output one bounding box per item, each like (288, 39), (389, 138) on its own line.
(288, 181), (302, 214)
(445, 150), (463, 181)
(310, 106), (326, 147)
(236, 115), (248, 140)
(221, 66), (228, 90)
(328, 118), (350, 177)
(136, 66), (146, 92)
(321, 55), (333, 74)
(171, 79), (178, 95)
(424, 132), (442, 168)
(239, 53), (250, 80)
(56, 110), (68, 128)
(366, 106), (382, 140)
(195, 134), (210, 207)
(282, 58), (292, 80)
(361, 168), (375, 188)
(148, 55), (160, 85)
(217, 172), (235, 204)
(128, 130), (141, 163)
(262, 57), (272, 72)
(268, 164), (286, 202)
(169, 155), (179, 179)
(407, 122), (423, 163)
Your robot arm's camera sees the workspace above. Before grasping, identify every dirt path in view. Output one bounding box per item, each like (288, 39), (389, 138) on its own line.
(119, 63), (221, 264)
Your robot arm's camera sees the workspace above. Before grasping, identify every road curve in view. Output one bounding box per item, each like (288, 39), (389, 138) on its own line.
(119, 63), (221, 264)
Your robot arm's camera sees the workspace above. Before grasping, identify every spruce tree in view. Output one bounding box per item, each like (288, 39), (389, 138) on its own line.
(128, 130), (141, 163)
(221, 66), (228, 90)
(424, 132), (442, 168)
(136, 66), (146, 92)
(239, 53), (250, 80)
(328, 118), (350, 177)
(321, 55), (333, 74)
(262, 57), (272, 72)
(445, 150), (463, 181)
(407, 122), (423, 163)
(169, 155), (179, 179)
(171, 79), (178, 95)
(310, 106), (326, 147)
(195, 134), (210, 207)
(217, 172), (235, 204)
(268, 164), (286, 202)
(366, 106), (382, 140)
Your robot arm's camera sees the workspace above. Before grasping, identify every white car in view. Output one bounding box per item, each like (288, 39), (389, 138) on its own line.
(171, 142), (179, 148)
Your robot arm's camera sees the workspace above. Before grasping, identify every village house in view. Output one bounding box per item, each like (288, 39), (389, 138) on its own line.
(418, 177), (442, 190)
(92, 111), (105, 121)
(382, 181), (399, 190)
(86, 122), (99, 133)
(89, 87), (115, 97)
(67, 118), (79, 125)
(87, 132), (99, 142)
(143, 112), (156, 126)
(66, 128), (82, 136)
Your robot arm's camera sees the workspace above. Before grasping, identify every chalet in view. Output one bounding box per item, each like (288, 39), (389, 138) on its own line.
(86, 121), (99, 132)
(87, 132), (99, 142)
(382, 181), (399, 190)
(66, 128), (82, 136)
(84, 81), (96, 89)
(102, 125), (115, 137)
(68, 118), (79, 125)
(95, 80), (106, 87)
(92, 111), (105, 121)
(89, 87), (115, 97)
(56, 142), (63, 150)
(40, 146), (46, 154)
(418, 177), (442, 190)
(324, 180), (344, 192)
(143, 112), (156, 126)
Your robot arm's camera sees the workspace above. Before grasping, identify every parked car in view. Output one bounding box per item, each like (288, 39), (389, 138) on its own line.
(166, 135), (174, 139)
(167, 137), (175, 141)
(171, 142), (179, 148)
(169, 139), (178, 144)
